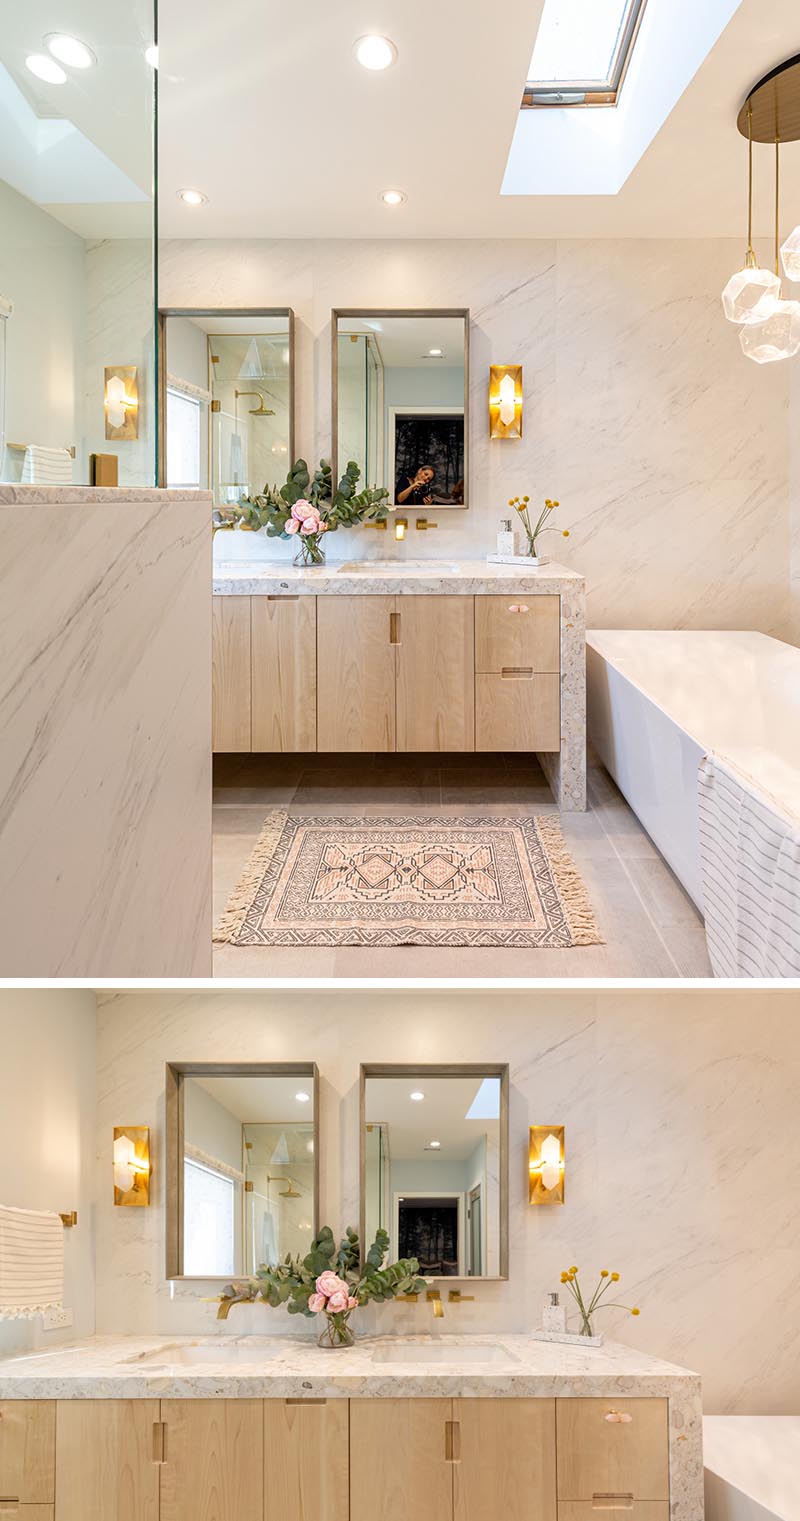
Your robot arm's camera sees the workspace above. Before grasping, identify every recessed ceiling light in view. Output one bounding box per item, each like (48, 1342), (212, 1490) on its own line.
(25, 53), (67, 84)
(294, 1091), (310, 1103)
(46, 34), (96, 69)
(354, 35), (397, 71)
(427, 348), (443, 357)
(379, 189), (407, 207)
(428, 1139), (441, 1149)
(145, 44), (159, 68)
(177, 188), (208, 206)
(410, 1090), (425, 1101)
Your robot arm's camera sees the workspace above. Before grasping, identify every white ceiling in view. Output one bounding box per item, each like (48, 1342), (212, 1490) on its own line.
(366, 1076), (498, 1161)
(158, 0), (800, 239)
(191, 1073), (314, 1122)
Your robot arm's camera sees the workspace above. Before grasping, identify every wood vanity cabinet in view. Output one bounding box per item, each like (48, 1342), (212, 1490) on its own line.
(251, 597), (317, 752)
(350, 1399), (453, 1521)
(475, 594), (561, 752)
(317, 597), (396, 752)
(0, 1401), (55, 1513)
(557, 1398), (669, 1516)
(55, 1400), (159, 1521)
(264, 1400), (349, 1521)
(212, 596), (251, 752)
(395, 598), (475, 752)
(158, 1400), (263, 1521)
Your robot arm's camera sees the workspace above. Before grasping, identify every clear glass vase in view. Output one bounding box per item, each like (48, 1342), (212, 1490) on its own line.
(293, 534), (326, 567)
(317, 1313), (355, 1349)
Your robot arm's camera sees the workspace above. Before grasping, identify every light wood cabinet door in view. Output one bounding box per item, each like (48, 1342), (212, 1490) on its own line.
(55, 1400), (159, 1521)
(559, 1504), (669, 1521)
(475, 672), (560, 751)
(454, 1398), (556, 1521)
(557, 1400), (669, 1503)
(212, 596), (251, 752)
(0, 1507), (52, 1521)
(264, 1400), (348, 1521)
(475, 594), (560, 674)
(160, 1400), (263, 1521)
(396, 596), (475, 751)
(0, 1403), (54, 1505)
(251, 596), (316, 752)
(317, 597), (396, 752)
(350, 1399), (453, 1521)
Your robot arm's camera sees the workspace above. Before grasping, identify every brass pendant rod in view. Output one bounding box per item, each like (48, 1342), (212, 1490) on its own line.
(775, 131), (781, 276)
(747, 102), (754, 258)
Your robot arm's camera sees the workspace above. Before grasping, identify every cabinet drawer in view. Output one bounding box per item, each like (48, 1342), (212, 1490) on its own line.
(557, 1400), (669, 1502)
(476, 595), (560, 673)
(0, 1403), (55, 1505)
(475, 673), (560, 752)
(0, 1509), (53, 1521)
(559, 1505), (669, 1521)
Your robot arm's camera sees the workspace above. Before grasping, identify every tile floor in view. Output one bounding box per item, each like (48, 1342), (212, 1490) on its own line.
(212, 752), (712, 978)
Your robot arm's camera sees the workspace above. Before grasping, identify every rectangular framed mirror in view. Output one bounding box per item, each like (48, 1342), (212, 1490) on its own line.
(157, 308), (295, 504)
(360, 1063), (508, 1281)
(166, 1061), (318, 1281)
(332, 309), (469, 509)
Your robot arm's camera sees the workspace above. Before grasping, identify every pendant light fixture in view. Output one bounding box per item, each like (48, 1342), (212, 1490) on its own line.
(739, 132), (800, 364)
(721, 103), (780, 325)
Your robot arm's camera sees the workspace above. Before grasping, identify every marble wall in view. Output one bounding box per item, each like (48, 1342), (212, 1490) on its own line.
(154, 237), (793, 639)
(0, 487), (212, 975)
(94, 986), (800, 1414)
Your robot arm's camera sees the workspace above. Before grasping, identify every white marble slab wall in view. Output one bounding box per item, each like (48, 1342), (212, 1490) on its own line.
(0, 487), (213, 975)
(153, 236), (792, 638)
(94, 986), (800, 1414)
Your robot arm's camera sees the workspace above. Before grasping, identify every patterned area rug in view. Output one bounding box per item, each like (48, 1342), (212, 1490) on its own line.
(214, 812), (603, 949)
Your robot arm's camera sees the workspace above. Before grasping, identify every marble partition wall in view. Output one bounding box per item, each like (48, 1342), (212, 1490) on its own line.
(150, 236), (793, 640)
(0, 486), (212, 975)
(93, 986), (800, 1414)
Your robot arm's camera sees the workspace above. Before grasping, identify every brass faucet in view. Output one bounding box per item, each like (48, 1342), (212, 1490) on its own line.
(216, 1298), (234, 1320)
(448, 1290), (475, 1304)
(415, 517), (438, 530)
(427, 1290), (444, 1318)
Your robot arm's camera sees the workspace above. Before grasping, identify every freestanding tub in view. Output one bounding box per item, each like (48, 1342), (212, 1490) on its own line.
(704, 1416), (800, 1521)
(586, 630), (800, 913)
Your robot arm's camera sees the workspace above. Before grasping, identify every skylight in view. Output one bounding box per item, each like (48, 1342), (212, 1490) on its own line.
(525, 0), (647, 105)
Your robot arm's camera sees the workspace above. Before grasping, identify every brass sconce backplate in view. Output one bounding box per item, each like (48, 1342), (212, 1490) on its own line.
(113, 1125), (151, 1206)
(104, 365), (139, 441)
(489, 364), (523, 439)
(529, 1125), (565, 1205)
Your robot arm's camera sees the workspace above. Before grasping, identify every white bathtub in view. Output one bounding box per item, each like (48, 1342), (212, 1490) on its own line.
(586, 630), (800, 913)
(704, 1416), (800, 1521)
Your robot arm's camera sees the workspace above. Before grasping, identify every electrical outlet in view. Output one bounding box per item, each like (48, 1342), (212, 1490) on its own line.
(41, 1307), (73, 1332)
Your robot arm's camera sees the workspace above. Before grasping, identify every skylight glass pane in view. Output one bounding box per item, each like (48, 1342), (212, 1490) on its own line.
(528, 0), (633, 85)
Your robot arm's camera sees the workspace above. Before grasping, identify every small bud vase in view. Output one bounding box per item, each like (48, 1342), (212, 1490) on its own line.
(317, 1312), (355, 1349)
(293, 535), (326, 568)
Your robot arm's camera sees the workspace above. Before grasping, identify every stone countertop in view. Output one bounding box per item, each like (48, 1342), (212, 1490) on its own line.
(0, 486), (212, 505)
(0, 1334), (698, 1400)
(213, 558), (585, 596)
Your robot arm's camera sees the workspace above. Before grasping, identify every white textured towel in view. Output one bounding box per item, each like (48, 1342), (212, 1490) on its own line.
(0, 1205), (65, 1319)
(21, 445), (73, 485)
(698, 753), (800, 978)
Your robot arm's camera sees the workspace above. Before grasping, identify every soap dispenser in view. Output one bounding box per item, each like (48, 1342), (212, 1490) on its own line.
(497, 517), (516, 556)
(542, 1292), (567, 1333)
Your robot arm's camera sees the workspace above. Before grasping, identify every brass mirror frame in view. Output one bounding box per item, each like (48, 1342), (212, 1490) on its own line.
(331, 308), (470, 510)
(165, 1060), (319, 1282)
(156, 308), (296, 489)
(359, 1062), (509, 1281)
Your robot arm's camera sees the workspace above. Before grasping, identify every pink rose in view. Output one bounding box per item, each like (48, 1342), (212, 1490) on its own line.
(327, 1289), (350, 1313)
(290, 498), (315, 524)
(318, 520), (329, 533)
(284, 518), (299, 535)
(308, 1292), (326, 1313)
(347, 1296), (358, 1309)
(316, 1270), (348, 1299)
(300, 517), (321, 535)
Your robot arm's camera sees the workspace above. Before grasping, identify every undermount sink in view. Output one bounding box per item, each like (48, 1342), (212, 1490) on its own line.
(126, 1342), (279, 1367)
(335, 559), (460, 574)
(371, 1341), (519, 1366)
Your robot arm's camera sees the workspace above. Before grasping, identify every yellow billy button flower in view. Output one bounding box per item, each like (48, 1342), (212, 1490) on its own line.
(631, 1308), (640, 1316)
(562, 530), (570, 537)
(523, 495), (530, 503)
(600, 1270), (609, 1278)
(611, 1272), (620, 1281)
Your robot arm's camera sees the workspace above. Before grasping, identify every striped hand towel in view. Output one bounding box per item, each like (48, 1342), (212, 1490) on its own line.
(698, 753), (800, 978)
(0, 1205), (65, 1319)
(21, 445), (73, 485)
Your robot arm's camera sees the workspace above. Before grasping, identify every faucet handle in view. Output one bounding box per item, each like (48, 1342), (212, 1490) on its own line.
(415, 517), (438, 530)
(447, 1290), (475, 1303)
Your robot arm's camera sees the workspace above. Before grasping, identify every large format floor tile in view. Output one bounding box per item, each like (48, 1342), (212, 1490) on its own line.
(211, 753), (712, 978)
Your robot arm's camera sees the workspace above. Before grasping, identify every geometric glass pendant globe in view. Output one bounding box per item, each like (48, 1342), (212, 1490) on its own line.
(739, 298), (800, 362)
(780, 224), (800, 281)
(721, 262), (781, 324)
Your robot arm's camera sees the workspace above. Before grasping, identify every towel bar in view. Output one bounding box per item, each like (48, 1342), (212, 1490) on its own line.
(59, 1212), (78, 1227)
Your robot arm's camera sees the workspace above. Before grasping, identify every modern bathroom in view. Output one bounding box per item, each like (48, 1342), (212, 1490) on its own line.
(0, 986), (797, 1521)
(1, 0), (800, 979)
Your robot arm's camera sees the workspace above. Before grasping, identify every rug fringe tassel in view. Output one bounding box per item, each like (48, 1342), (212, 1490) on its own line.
(535, 815), (605, 946)
(212, 810), (288, 944)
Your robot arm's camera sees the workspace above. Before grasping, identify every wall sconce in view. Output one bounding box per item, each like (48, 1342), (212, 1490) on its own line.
(113, 1126), (150, 1206)
(394, 517), (408, 541)
(489, 364), (523, 439)
(529, 1125), (565, 1205)
(104, 366), (139, 441)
